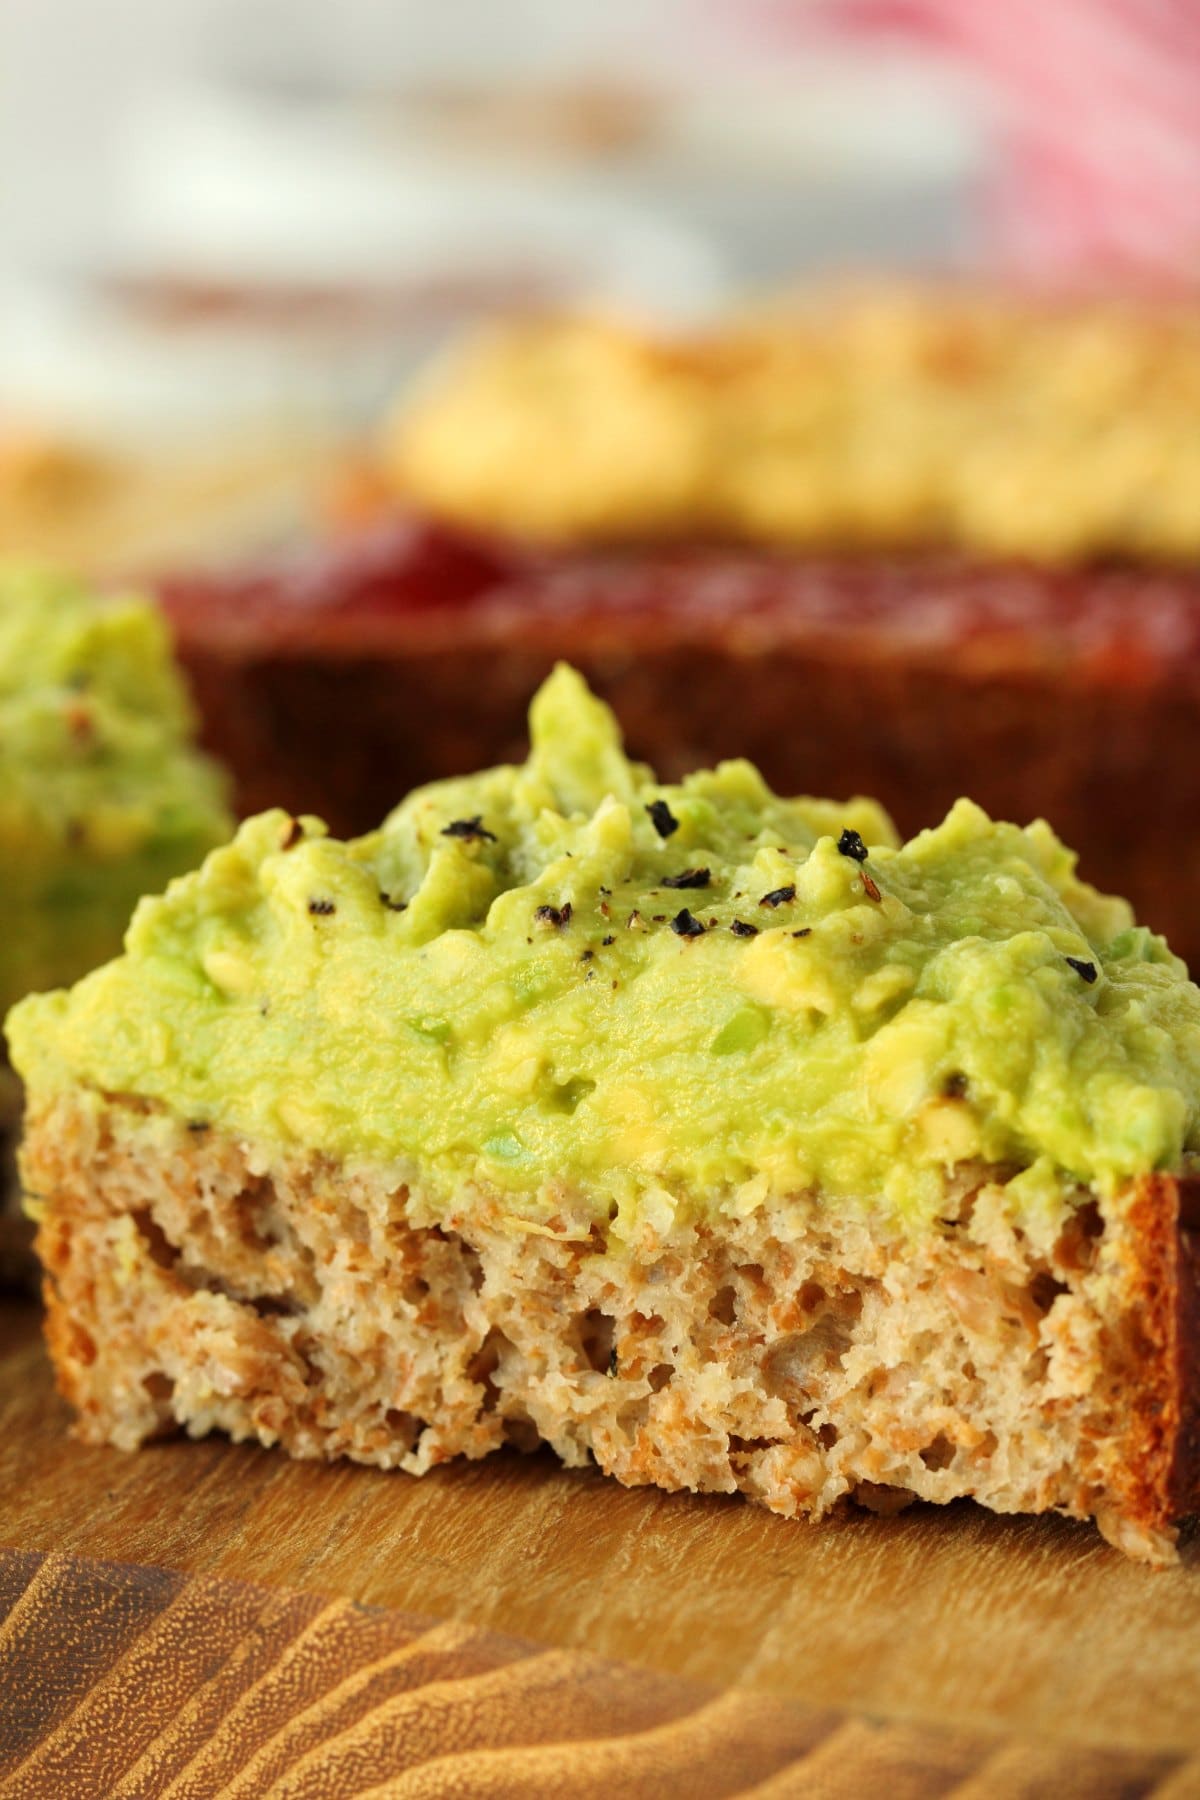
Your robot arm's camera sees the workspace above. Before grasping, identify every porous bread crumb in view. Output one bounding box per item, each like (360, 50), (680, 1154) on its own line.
(25, 1091), (1190, 1562)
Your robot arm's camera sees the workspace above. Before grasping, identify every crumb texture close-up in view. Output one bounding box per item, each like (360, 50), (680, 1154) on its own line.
(27, 1091), (1198, 1565)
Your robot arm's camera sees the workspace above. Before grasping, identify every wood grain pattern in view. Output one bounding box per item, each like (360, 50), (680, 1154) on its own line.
(0, 1550), (1193, 1798)
(5, 1301), (1200, 1794)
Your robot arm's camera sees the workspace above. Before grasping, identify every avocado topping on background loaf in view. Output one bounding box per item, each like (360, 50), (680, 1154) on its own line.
(0, 565), (231, 1016)
(9, 665), (1200, 1233)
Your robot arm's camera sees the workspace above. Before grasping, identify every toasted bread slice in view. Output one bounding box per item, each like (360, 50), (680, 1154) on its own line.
(23, 1091), (1200, 1562)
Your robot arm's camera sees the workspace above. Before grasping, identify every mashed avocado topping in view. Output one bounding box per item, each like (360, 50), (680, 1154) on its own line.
(0, 565), (230, 1015)
(9, 665), (1200, 1230)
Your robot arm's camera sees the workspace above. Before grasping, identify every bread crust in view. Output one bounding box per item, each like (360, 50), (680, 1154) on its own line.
(1165, 1179), (1200, 1522)
(1080, 1174), (1200, 1555)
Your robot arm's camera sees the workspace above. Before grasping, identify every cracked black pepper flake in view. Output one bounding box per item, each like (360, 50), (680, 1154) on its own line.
(602, 934), (615, 946)
(647, 799), (679, 838)
(652, 915), (667, 923)
(380, 891), (407, 912)
(441, 815), (497, 842)
(663, 867), (711, 890)
(186, 1120), (211, 1133)
(1066, 955), (1098, 983)
(535, 902), (572, 929)
(730, 919), (758, 938)
(837, 828), (869, 863)
(670, 908), (706, 938)
(759, 885), (796, 909)
(792, 928), (812, 939)
(280, 817), (304, 850)
(308, 897), (336, 916)
(943, 1073), (968, 1099)
(862, 872), (882, 903)
(580, 949), (595, 963)
(627, 910), (643, 929)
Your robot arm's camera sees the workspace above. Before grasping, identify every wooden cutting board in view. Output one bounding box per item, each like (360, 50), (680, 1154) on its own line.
(3, 1296), (1200, 1797)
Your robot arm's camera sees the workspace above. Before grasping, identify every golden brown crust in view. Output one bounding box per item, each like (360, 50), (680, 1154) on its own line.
(0, 428), (332, 575)
(1086, 1174), (1200, 1552)
(384, 293), (1200, 563)
(1166, 1179), (1200, 1521)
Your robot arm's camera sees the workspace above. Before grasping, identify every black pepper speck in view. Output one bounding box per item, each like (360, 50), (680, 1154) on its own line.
(647, 799), (679, 838)
(441, 815), (497, 843)
(670, 908), (706, 938)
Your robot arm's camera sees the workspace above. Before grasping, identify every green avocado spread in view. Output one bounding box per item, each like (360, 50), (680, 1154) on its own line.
(0, 565), (230, 1018)
(9, 665), (1200, 1231)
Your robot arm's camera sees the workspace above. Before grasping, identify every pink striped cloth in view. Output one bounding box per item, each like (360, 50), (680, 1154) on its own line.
(756, 0), (1200, 279)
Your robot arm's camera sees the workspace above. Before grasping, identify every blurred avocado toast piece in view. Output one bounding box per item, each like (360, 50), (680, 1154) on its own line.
(9, 667), (1200, 1559)
(0, 566), (231, 1278)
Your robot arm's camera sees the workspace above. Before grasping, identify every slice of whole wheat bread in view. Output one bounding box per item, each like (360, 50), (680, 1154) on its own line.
(23, 1089), (1200, 1562)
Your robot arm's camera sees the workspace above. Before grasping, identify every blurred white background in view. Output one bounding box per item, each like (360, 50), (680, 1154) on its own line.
(0, 0), (988, 440)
